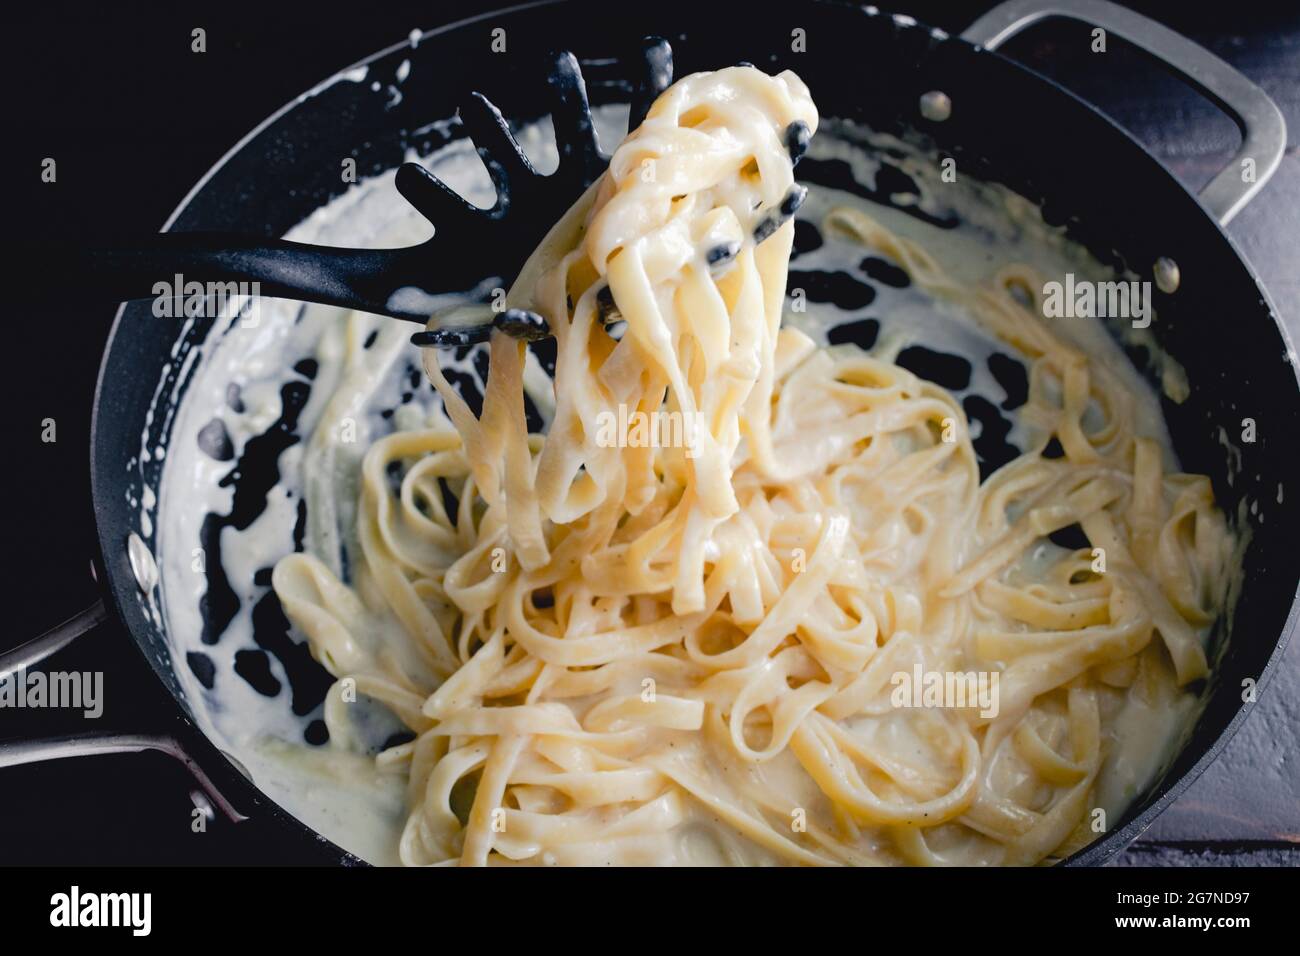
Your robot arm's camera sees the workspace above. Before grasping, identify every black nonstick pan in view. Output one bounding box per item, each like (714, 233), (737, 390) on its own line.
(4, 0), (1296, 865)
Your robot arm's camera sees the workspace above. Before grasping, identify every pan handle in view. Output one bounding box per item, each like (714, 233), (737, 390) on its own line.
(0, 733), (247, 823)
(961, 0), (1288, 226)
(0, 600), (109, 677)
(0, 600), (248, 823)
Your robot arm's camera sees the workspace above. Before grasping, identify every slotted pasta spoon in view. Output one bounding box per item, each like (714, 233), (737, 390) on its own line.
(39, 38), (805, 347)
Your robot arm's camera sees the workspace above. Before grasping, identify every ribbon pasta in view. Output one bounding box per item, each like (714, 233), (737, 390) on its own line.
(272, 67), (1234, 866)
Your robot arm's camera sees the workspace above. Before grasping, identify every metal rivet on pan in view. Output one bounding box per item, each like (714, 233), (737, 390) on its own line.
(1154, 256), (1181, 294)
(189, 790), (216, 821)
(127, 532), (159, 594)
(919, 90), (952, 122)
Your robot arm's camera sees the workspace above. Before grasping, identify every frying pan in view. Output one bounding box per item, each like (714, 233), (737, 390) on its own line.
(3, 0), (1295, 866)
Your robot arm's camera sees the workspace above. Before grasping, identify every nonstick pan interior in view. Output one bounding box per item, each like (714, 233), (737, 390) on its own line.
(90, 0), (1299, 863)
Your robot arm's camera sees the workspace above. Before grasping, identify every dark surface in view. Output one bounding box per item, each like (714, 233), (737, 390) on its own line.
(1, 0), (1296, 864)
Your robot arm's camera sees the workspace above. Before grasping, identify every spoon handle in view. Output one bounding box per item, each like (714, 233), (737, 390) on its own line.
(24, 234), (425, 320)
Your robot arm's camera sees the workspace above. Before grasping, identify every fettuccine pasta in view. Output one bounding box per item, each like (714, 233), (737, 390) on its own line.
(272, 66), (1234, 866)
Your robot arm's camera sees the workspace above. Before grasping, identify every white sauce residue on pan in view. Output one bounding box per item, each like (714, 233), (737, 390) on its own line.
(147, 105), (1218, 863)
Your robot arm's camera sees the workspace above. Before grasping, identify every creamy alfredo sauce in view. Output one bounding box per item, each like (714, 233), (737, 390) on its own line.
(153, 104), (1209, 865)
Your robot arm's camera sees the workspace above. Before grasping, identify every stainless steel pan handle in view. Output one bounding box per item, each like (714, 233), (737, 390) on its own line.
(0, 733), (247, 823)
(0, 598), (246, 823)
(0, 601), (108, 678)
(962, 0), (1288, 225)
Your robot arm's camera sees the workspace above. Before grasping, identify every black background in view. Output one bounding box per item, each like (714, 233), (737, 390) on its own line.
(2, 0), (1297, 864)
